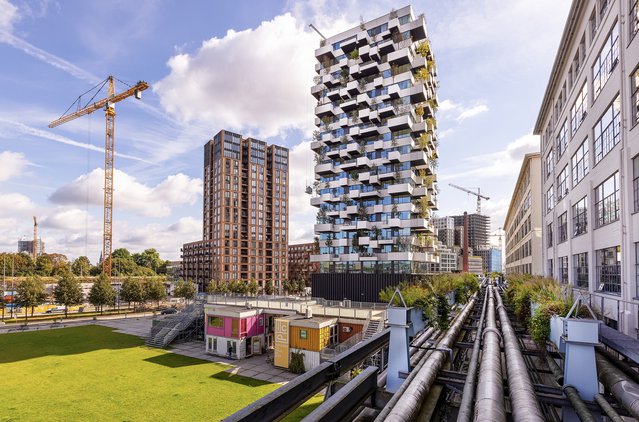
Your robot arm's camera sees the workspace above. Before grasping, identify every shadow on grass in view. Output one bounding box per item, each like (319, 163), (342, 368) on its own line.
(0, 325), (142, 364)
(210, 371), (272, 387)
(143, 353), (209, 368)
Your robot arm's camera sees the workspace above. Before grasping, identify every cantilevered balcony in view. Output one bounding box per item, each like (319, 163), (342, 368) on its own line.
(387, 114), (412, 130)
(388, 182), (412, 196)
(315, 223), (334, 232)
(315, 162), (337, 175)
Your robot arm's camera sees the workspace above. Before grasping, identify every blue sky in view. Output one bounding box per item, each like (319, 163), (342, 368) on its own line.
(0, 0), (571, 262)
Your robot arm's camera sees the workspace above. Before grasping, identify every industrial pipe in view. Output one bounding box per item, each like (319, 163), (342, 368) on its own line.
(456, 288), (488, 422)
(544, 352), (564, 385)
(495, 290), (544, 422)
(593, 393), (624, 422)
(596, 353), (639, 419)
(596, 346), (639, 384)
(374, 294), (477, 422)
(474, 285), (505, 421)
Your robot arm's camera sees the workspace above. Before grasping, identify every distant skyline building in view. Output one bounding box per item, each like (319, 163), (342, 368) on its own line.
(452, 213), (490, 252)
(433, 216), (454, 248)
(436, 244), (458, 273)
(182, 130), (289, 292)
(309, 6), (440, 302)
(288, 242), (319, 284)
(476, 246), (502, 274)
(534, 0), (639, 335)
(17, 237), (44, 257)
(504, 153), (543, 275)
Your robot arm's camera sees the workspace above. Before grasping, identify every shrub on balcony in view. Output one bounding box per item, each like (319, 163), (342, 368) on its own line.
(290, 350), (306, 374)
(416, 40), (431, 58)
(349, 49), (360, 60)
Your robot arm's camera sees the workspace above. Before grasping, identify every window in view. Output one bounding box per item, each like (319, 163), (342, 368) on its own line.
(557, 166), (569, 200)
(558, 212), (568, 243)
(299, 329), (308, 339)
(547, 222), (554, 248)
(208, 316), (224, 328)
(571, 139), (589, 186)
(589, 9), (597, 41)
(632, 0), (639, 39)
(597, 245), (621, 293)
(634, 155), (639, 212)
(636, 243), (639, 297)
(595, 172), (620, 227)
(572, 196), (588, 237)
(556, 120), (568, 158)
(548, 259), (554, 279)
(632, 67), (639, 125)
(594, 95), (621, 163)
(600, 0), (609, 17)
(545, 149), (554, 179)
(546, 186), (554, 214)
(593, 22), (619, 98)
(571, 83), (588, 135)
(559, 256), (568, 283)
(573, 252), (589, 288)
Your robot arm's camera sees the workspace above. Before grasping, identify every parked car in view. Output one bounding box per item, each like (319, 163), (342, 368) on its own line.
(160, 308), (177, 315)
(45, 307), (65, 314)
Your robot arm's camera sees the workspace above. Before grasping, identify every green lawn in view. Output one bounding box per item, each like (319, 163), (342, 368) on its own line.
(0, 326), (321, 421)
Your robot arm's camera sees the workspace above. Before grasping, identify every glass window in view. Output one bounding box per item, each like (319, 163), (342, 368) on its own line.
(593, 21), (619, 98)
(596, 245), (621, 294)
(545, 149), (554, 179)
(300, 329), (308, 339)
(632, 1), (639, 39)
(632, 67), (639, 125)
(559, 256), (568, 283)
(556, 120), (568, 158)
(557, 165), (569, 200)
(547, 222), (554, 248)
(594, 95), (621, 163)
(546, 186), (554, 214)
(634, 155), (639, 213)
(208, 316), (224, 328)
(573, 252), (589, 288)
(558, 212), (568, 243)
(595, 172), (620, 227)
(636, 242), (639, 297)
(571, 139), (589, 186)
(572, 196), (588, 237)
(571, 83), (588, 135)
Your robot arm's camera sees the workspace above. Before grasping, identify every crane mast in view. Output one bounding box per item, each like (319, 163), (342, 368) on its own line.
(33, 216), (38, 260)
(49, 76), (148, 276)
(448, 183), (490, 214)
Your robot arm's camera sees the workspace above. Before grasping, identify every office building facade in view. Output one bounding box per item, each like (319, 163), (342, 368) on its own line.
(309, 6), (440, 301)
(504, 153), (543, 275)
(288, 242), (320, 284)
(535, 0), (639, 335)
(433, 216), (455, 248)
(182, 130), (289, 292)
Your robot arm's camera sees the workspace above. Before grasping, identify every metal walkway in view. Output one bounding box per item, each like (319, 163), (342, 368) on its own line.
(600, 324), (639, 364)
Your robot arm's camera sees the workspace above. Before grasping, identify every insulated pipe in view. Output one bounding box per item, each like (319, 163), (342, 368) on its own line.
(374, 295), (477, 422)
(377, 327), (437, 387)
(457, 288), (488, 422)
(474, 285), (505, 422)
(596, 346), (639, 385)
(495, 290), (544, 422)
(596, 353), (639, 419)
(593, 393), (624, 422)
(544, 353), (597, 422)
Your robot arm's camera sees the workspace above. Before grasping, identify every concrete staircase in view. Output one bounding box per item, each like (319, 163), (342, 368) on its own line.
(362, 318), (383, 340)
(145, 302), (203, 348)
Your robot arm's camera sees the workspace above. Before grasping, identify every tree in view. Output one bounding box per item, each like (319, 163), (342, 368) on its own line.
(88, 274), (115, 315)
(89, 265), (102, 276)
(120, 277), (144, 309)
(71, 256), (91, 276)
(15, 276), (46, 322)
(111, 257), (138, 276)
(111, 248), (132, 261)
(173, 279), (196, 303)
(264, 280), (274, 295)
(248, 280), (259, 296)
(144, 278), (166, 308)
(35, 255), (53, 276)
(53, 274), (83, 318)
(133, 249), (163, 273)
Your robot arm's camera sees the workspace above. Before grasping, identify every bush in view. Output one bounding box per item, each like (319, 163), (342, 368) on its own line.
(289, 350), (305, 374)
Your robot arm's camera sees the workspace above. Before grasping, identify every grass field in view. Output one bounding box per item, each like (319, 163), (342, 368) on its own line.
(0, 326), (320, 421)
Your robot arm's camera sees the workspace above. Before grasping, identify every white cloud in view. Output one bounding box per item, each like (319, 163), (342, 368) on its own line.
(118, 217), (201, 260)
(456, 104), (489, 122)
(154, 13), (318, 138)
(438, 99), (459, 112)
(0, 150), (29, 181)
(441, 133), (538, 181)
(0, 0), (18, 35)
(49, 168), (202, 218)
(0, 192), (35, 216)
(0, 117), (149, 162)
(287, 140), (316, 244)
(41, 208), (93, 230)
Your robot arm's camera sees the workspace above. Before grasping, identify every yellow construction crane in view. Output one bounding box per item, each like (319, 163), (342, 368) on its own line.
(49, 76), (149, 276)
(32, 216), (38, 260)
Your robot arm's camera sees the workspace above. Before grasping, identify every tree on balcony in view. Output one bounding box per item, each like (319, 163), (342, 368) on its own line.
(418, 133), (429, 151)
(349, 49), (360, 60)
(415, 67), (429, 82)
(321, 115), (332, 131)
(340, 68), (350, 85)
(415, 196), (430, 219)
(357, 203), (368, 221)
(321, 56), (331, 74)
(350, 110), (360, 124)
(358, 141), (366, 154)
(394, 164), (402, 181)
(416, 40), (431, 59)
(391, 203), (399, 218)
(349, 171), (359, 182)
(371, 225), (381, 240)
(340, 194), (352, 207)
(317, 207), (328, 224)
(325, 233), (334, 249)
